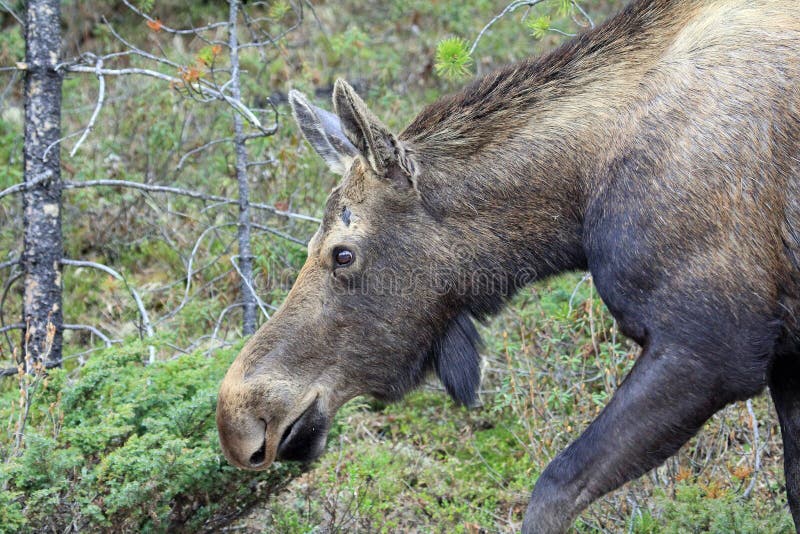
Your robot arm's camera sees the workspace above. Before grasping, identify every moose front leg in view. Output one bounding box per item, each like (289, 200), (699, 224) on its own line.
(522, 341), (752, 533)
(769, 349), (800, 528)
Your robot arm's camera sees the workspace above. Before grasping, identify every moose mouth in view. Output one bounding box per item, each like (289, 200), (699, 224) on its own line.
(275, 395), (330, 463)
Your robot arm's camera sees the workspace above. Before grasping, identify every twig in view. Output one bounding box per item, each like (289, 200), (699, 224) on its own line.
(572, 0), (595, 28)
(0, 170), (51, 201)
(0, 323), (24, 335)
(470, 0), (592, 56)
(63, 323), (114, 347)
(65, 64), (266, 132)
(210, 302), (245, 344)
(0, 69), (21, 111)
(0, 258), (19, 270)
(0, 271), (23, 354)
(567, 272), (592, 316)
(252, 222), (307, 246)
(121, 0), (230, 35)
(230, 255), (271, 321)
(743, 399), (761, 498)
(61, 259), (154, 339)
(155, 224), (237, 325)
(176, 137), (234, 170)
(69, 58), (105, 157)
(62, 179), (321, 223)
(470, 0), (549, 56)
(0, 0), (23, 26)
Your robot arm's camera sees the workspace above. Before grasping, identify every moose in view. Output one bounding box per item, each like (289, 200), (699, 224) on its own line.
(217, 0), (800, 531)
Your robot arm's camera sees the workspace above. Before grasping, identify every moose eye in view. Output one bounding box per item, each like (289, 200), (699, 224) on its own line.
(334, 248), (354, 267)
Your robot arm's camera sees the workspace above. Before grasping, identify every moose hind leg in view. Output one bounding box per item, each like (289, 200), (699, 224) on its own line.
(769, 349), (800, 530)
(522, 340), (764, 534)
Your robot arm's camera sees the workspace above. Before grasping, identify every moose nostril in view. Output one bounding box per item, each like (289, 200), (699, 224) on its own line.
(249, 440), (267, 466)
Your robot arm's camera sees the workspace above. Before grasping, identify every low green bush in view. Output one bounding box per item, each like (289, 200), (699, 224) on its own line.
(0, 340), (300, 533)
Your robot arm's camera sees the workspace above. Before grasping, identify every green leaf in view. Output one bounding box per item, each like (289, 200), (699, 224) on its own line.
(268, 0), (291, 20)
(558, 0), (573, 17)
(434, 36), (472, 80)
(197, 46), (215, 67)
(137, 0), (155, 13)
(526, 15), (551, 40)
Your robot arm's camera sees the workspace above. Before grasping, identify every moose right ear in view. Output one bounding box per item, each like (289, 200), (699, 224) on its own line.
(288, 89), (358, 175)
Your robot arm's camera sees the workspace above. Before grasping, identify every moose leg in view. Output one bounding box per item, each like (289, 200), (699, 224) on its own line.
(769, 350), (800, 529)
(522, 341), (748, 534)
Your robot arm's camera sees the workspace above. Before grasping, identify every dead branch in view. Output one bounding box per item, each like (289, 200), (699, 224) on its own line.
(121, 0), (230, 35)
(61, 259), (153, 339)
(743, 398), (762, 498)
(60, 179), (321, 223)
(0, 0), (23, 26)
(64, 63), (268, 132)
(176, 137), (234, 170)
(155, 223), (237, 325)
(69, 58), (105, 157)
(230, 254), (271, 321)
(63, 323), (115, 347)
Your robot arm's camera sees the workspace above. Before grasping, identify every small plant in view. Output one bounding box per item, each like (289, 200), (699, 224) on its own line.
(434, 37), (472, 80)
(527, 16), (552, 40)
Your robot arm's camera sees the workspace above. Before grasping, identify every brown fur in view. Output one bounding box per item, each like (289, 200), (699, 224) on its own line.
(218, 1), (800, 531)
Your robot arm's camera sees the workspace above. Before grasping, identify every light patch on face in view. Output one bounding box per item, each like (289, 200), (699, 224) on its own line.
(308, 158), (379, 262)
(319, 207), (367, 254)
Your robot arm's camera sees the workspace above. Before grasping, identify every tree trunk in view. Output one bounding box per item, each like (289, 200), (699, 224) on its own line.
(228, 0), (256, 336)
(22, 0), (63, 368)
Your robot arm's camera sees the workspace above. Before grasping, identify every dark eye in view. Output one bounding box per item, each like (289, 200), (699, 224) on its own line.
(334, 248), (354, 267)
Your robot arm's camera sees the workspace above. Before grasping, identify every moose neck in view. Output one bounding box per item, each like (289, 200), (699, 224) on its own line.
(399, 0), (699, 315)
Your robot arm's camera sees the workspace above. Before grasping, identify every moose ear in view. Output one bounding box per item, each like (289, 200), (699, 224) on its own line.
(432, 313), (482, 407)
(332, 79), (410, 182)
(289, 89), (358, 175)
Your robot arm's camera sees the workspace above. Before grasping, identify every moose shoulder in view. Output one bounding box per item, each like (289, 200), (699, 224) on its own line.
(216, 0), (800, 531)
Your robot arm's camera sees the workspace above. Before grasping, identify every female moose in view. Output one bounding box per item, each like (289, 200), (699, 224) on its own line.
(217, 0), (800, 531)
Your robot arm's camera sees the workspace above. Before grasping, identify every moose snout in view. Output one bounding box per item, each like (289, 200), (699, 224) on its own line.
(216, 407), (270, 470)
(216, 347), (333, 470)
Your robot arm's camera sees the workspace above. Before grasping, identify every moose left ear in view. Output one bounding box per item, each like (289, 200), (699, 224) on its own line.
(432, 313), (483, 407)
(332, 79), (415, 188)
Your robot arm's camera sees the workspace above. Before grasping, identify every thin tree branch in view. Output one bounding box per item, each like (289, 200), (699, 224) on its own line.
(470, 0), (549, 56)
(61, 259), (154, 339)
(252, 222), (307, 246)
(63, 323), (115, 347)
(230, 254), (271, 321)
(0, 323), (24, 335)
(65, 64), (266, 131)
(0, 170), (51, 200)
(176, 137), (233, 170)
(121, 0), (230, 35)
(0, 268), (22, 355)
(0, 0), (23, 26)
(155, 223), (237, 325)
(62, 179), (321, 223)
(742, 399), (762, 499)
(211, 302), (244, 343)
(572, 1), (595, 28)
(69, 58), (105, 157)
(0, 258), (19, 270)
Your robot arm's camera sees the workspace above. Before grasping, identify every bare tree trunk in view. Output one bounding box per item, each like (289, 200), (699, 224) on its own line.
(22, 0), (63, 368)
(228, 0), (256, 336)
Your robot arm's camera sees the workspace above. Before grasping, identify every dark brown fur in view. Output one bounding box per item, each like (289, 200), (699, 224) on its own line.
(217, 1), (800, 531)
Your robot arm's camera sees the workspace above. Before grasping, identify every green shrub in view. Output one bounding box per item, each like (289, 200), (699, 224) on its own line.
(0, 340), (300, 533)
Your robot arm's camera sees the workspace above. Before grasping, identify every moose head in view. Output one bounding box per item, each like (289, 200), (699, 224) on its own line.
(215, 80), (500, 469)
